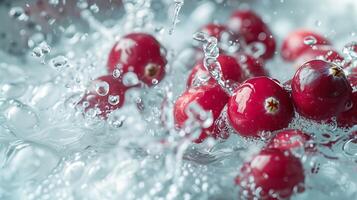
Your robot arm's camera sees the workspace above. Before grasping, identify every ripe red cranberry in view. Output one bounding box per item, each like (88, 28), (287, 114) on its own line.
(235, 148), (305, 200)
(186, 54), (244, 88)
(227, 10), (276, 60)
(234, 52), (268, 79)
(267, 129), (314, 151)
(78, 75), (129, 118)
(107, 33), (167, 86)
(281, 29), (331, 62)
(296, 45), (343, 67)
(292, 60), (353, 120)
(174, 83), (229, 143)
(227, 77), (294, 137)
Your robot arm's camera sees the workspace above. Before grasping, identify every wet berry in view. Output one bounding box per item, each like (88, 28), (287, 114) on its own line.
(78, 75), (129, 119)
(234, 52), (268, 79)
(292, 60), (353, 120)
(173, 83), (229, 143)
(227, 10), (276, 60)
(337, 78), (357, 128)
(235, 148), (305, 200)
(107, 33), (167, 86)
(227, 77), (294, 137)
(186, 54), (244, 88)
(267, 129), (314, 151)
(281, 29), (331, 62)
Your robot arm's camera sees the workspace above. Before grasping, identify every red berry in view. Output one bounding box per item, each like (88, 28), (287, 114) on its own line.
(296, 45), (343, 67)
(186, 54), (244, 88)
(235, 148), (305, 200)
(107, 33), (167, 86)
(174, 83), (229, 143)
(78, 75), (128, 118)
(234, 52), (268, 79)
(267, 129), (314, 151)
(281, 29), (331, 62)
(292, 60), (353, 120)
(227, 77), (294, 137)
(227, 10), (276, 60)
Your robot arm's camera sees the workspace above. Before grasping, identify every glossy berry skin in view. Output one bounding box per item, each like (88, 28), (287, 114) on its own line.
(227, 77), (294, 137)
(78, 75), (128, 118)
(296, 45), (343, 68)
(235, 148), (305, 200)
(174, 83), (229, 143)
(186, 54), (244, 88)
(291, 60), (353, 120)
(281, 29), (331, 62)
(107, 33), (167, 86)
(267, 129), (314, 151)
(227, 10), (276, 60)
(234, 52), (268, 79)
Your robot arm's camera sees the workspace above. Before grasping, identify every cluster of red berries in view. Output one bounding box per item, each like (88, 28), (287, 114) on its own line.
(75, 8), (357, 200)
(78, 33), (167, 118)
(173, 10), (356, 200)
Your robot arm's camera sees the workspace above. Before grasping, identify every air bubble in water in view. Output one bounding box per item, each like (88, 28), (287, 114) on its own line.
(94, 81), (110, 96)
(90, 4), (100, 13)
(123, 72), (139, 86)
(342, 138), (357, 157)
(342, 41), (357, 61)
(113, 69), (122, 78)
(303, 36), (317, 45)
(9, 7), (28, 21)
(50, 56), (69, 69)
(63, 161), (85, 184)
(108, 95), (120, 106)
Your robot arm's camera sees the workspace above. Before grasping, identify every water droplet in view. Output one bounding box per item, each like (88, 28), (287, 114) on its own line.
(50, 56), (69, 69)
(90, 4), (100, 13)
(123, 72), (139, 86)
(303, 36), (317, 45)
(342, 138), (357, 157)
(108, 95), (120, 105)
(63, 161), (85, 184)
(151, 79), (159, 85)
(94, 81), (110, 96)
(112, 69), (122, 78)
(9, 7), (28, 21)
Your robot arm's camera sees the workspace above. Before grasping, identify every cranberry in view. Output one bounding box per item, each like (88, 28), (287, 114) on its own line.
(296, 45), (343, 67)
(281, 29), (331, 62)
(227, 10), (276, 60)
(78, 75), (128, 118)
(107, 33), (167, 86)
(234, 52), (268, 79)
(186, 54), (244, 88)
(291, 60), (353, 120)
(267, 129), (314, 151)
(235, 148), (305, 200)
(174, 83), (229, 143)
(227, 77), (294, 137)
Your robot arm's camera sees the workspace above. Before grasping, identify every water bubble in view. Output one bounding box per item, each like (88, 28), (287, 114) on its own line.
(303, 36), (317, 45)
(342, 138), (357, 157)
(108, 95), (120, 106)
(342, 41), (357, 61)
(32, 47), (44, 58)
(245, 42), (266, 58)
(113, 69), (122, 78)
(123, 72), (139, 86)
(9, 7), (28, 21)
(151, 79), (159, 85)
(28, 33), (46, 49)
(63, 161), (85, 184)
(0, 82), (27, 99)
(50, 56), (69, 69)
(94, 81), (110, 96)
(90, 4), (100, 13)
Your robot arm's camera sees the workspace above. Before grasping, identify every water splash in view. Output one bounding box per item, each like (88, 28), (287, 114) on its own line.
(169, 0), (184, 35)
(193, 32), (235, 95)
